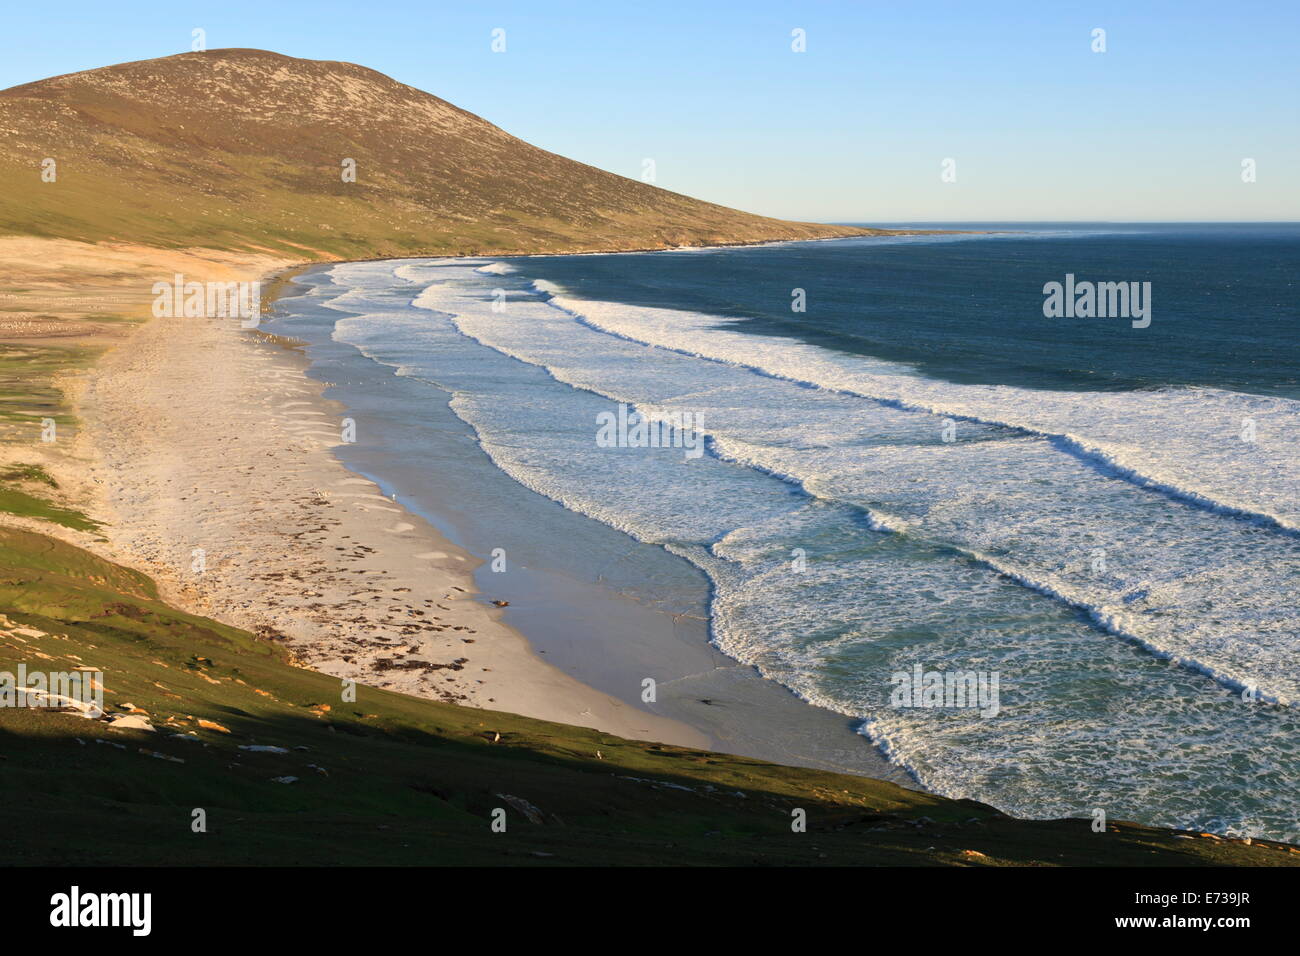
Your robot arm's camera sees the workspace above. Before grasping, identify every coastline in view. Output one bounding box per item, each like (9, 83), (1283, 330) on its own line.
(4, 235), (919, 783)
(71, 255), (706, 748)
(266, 259), (909, 782)
(4, 37), (1298, 875)
(4, 235), (1296, 854)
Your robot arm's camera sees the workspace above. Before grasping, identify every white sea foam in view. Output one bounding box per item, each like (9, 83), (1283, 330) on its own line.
(531, 284), (1300, 533)
(406, 262), (1300, 703)
(312, 256), (1300, 839)
(474, 262), (518, 275)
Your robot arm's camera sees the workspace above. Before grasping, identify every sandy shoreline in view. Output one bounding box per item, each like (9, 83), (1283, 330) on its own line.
(69, 257), (705, 747)
(2, 237), (901, 781)
(271, 259), (907, 783)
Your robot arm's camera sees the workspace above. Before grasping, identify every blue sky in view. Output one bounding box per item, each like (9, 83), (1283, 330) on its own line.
(4, 0), (1297, 221)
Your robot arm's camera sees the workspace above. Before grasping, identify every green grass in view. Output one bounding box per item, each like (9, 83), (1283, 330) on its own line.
(0, 344), (94, 444)
(0, 463), (57, 487)
(1, 526), (1295, 867)
(0, 461), (96, 531)
(0, 487), (99, 532)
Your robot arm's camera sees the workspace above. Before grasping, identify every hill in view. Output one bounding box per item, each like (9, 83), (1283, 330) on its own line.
(0, 49), (872, 257)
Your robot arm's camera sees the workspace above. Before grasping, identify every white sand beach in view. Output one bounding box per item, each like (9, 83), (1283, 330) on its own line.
(55, 255), (704, 747)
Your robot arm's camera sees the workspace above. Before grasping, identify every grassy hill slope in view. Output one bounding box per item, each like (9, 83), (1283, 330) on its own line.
(0, 49), (875, 257)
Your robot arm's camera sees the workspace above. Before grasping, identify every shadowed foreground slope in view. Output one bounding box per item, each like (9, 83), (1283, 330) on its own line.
(1, 526), (1295, 866)
(0, 49), (874, 257)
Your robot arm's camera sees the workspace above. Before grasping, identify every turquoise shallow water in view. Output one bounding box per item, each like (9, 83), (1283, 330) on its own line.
(267, 227), (1300, 841)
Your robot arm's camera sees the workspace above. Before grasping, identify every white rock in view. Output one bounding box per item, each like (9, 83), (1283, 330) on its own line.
(107, 714), (155, 732)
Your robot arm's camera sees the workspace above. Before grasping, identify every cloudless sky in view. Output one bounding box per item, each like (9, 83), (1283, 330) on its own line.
(3, 1), (1297, 221)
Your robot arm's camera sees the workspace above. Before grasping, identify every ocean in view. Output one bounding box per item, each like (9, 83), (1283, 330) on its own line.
(266, 223), (1300, 841)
